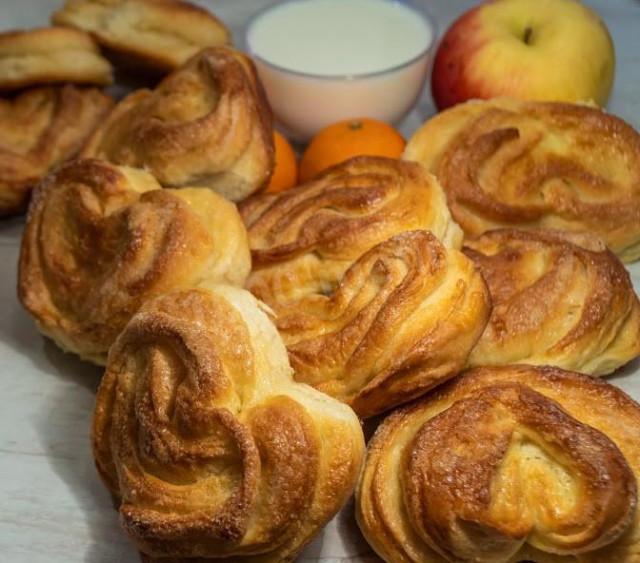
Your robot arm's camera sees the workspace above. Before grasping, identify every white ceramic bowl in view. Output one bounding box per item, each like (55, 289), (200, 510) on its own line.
(245, 0), (436, 141)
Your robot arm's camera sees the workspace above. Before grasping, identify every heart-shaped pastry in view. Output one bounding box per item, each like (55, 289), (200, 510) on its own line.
(357, 365), (640, 562)
(93, 283), (365, 561)
(18, 159), (250, 364)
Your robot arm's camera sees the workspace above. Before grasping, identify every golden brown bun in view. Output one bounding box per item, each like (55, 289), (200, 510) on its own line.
(464, 229), (640, 376)
(0, 26), (113, 90)
(52, 0), (231, 73)
(403, 99), (640, 262)
(93, 283), (365, 562)
(82, 46), (274, 201)
(357, 365), (640, 563)
(18, 159), (250, 364)
(270, 230), (490, 419)
(241, 156), (463, 306)
(0, 85), (114, 216)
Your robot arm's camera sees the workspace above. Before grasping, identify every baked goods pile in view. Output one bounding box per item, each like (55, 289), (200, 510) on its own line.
(6, 1), (640, 562)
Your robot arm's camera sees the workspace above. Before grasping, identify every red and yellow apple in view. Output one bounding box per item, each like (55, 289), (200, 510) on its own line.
(431, 0), (616, 111)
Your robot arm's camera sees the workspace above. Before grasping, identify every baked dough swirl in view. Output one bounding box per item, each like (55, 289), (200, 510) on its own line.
(82, 46), (274, 201)
(0, 85), (114, 216)
(403, 99), (640, 262)
(271, 230), (490, 419)
(93, 283), (365, 562)
(18, 159), (250, 364)
(53, 0), (231, 73)
(241, 156), (463, 305)
(464, 229), (640, 375)
(357, 365), (640, 563)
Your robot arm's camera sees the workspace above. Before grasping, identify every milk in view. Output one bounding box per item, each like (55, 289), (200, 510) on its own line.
(245, 0), (434, 140)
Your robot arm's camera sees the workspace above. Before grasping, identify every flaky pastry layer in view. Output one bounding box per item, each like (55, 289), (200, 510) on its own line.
(357, 365), (640, 563)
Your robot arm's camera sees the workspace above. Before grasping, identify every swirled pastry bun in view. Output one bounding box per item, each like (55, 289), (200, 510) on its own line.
(52, 0), (231, 73)
(0, 85), (114, 216)
(0, 27), (113, 90)
(82, 46), (274, 201)
(464, 229), (640, 376)
(241, 156), (463, 306)
(270, 230), (490, 419)
(93, 283), (365, 562)
(403, 99), (640, 262)
(357, 365), (640, 563)
(18, 159), (250, 365)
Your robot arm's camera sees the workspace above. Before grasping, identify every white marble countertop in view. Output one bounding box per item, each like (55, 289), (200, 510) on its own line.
(1, 1), (639, 562)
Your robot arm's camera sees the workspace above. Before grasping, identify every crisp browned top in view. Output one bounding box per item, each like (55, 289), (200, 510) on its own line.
(403, 99), (640, 262)
(272, 230), (490, 419)
(82, 46), (274, 201)
(0, 85), (113, 216)
(92, 284), (364, 561)
(357, 365), (640, 563)
(464, 229), (640, 376)
(18, 159), (250, 364)
(52, 0), (231, 72)
(242, 156), (463, 306)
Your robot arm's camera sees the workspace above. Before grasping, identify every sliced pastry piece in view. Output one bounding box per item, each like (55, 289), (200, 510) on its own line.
(93, 283), (365, 562)
(357, 365), (640, 563)
(269, 230), (490, 419)
(82, 46), (274, 201)
(464, 229), (640, 375)
(52, 0), (231, 73)
(0, 26), (113, 90)
(241, 156), (463, 306)
(19, 159), (250, 364)
(403, 98), (640, 262)
(0, 85), (114, 216)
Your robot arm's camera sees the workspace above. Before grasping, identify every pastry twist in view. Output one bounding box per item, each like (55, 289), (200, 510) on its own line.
(273, 230), (490, 419)
(464, 229), (640, 375)
(82, 46), (274, 201)
(0, 85), (113, 216)
(242, 156), (463, 305)
(403, 99), (640, 262)
(19, 159), (250, 364)
(357, 365), (640, 563)
(53, 0), (231, 73)
(93, 283), (365, 562)
(0, 26), (113, 90)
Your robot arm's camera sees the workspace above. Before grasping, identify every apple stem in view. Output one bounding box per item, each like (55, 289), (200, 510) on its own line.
(523, 26), (533, 45)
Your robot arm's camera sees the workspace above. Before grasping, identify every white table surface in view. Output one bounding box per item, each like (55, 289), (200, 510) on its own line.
(1, 1), (639, 562)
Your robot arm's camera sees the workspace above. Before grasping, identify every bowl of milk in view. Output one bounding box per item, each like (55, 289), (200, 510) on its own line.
(245, 0), (435, 140)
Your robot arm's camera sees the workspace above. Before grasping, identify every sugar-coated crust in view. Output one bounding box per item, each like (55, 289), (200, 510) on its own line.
(240, 157), (481, 418)
(52, 0), (231, 73)
(18, 159), (251, 364)
(82, 46), (274, 201)
(464, 228), (640, 375)
(92, 283), (365, 562)
(403, 98), (640, 262)
(357, 365), (640, 562)
(271, 230), (490, 419)
(0, 26), (113, 90)
(0, 85), (114, 216)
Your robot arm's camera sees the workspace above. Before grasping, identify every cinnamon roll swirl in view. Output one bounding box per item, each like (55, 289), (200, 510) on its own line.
(93, 283), (365, 562)
(82, 46), (274, 201)
(272, 230), (490, 419)
(0, 85), (114, 216)
(18, 159), (250, 364)
(241, 156), (463, 305)
(52, 0), (231, 74)
(357, 365), (640, 563)
(464, 229), (640, 375)
(403, 99), (640, 262)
